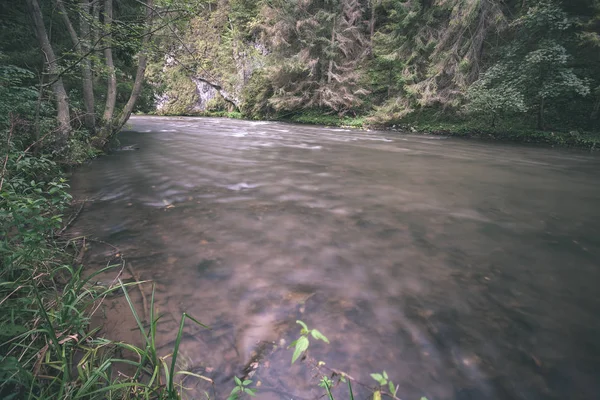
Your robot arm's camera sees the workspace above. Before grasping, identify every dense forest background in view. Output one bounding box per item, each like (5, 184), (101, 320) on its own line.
(1, 0), (599, 153)
(148, 0), (600, 133)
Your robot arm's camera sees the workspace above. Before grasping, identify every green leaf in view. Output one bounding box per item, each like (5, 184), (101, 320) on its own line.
(370, 373), (383, 383)
(388, 381), (394, 394)
(291, 335), (309, 363)
(234, 376), (242, 386)
(242, 380), (252, 385)
(231, 386), (241, 394)
(310, 329), (330, 343)
(245, 388), (257, 396)
(296, 320), (308, 331)
(0, 324), (28, 338)
(383, 371), (388, 380)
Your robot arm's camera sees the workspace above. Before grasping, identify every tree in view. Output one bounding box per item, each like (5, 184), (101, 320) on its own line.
(380, 0), (508, 108)
(23, 0), (157, 151)
(465, 75), (526, 127)
(26, 0), (71, 148)
(260, 0), (369, 114)
(55, 0), (95, 133)
(467, 1), (590, 130)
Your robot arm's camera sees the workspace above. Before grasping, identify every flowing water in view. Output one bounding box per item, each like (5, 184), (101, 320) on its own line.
(68, 116), (600, 400)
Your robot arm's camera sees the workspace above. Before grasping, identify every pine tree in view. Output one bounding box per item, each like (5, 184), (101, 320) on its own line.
(261, 0), (369, 114)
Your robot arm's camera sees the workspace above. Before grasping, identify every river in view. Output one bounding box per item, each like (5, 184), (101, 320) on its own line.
(68, 116), (600, 400)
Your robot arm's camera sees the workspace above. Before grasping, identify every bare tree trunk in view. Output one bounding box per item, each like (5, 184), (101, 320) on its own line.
(80, 0), (95, 132)
(27, 0), (71, 145)
(92, 0), (100, 63)
(55, 0), (96, 132)
(103, 0), (117, 123)
(113, 54), (148, 130)
(94, 0), (154, 147)
(113, 0), (154, 130)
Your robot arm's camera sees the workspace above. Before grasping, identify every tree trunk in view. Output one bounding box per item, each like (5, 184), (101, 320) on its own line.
(27, 0), (71, 145)
(91, 0), (100, 66)
(103, 0), (117, 123)
(94, 0), (154, 148)
(80, 0), (95, 132)
(92, 0), (100, 48)
(113, 51), (148, 131)
(55, 0), (95, 132)
(113, 0), (155, 131)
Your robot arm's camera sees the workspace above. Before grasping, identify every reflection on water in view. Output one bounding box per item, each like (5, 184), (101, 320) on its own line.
(68, 116), (600, 400)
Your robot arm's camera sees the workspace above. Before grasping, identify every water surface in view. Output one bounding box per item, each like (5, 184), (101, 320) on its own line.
(69, 116), (600, 400)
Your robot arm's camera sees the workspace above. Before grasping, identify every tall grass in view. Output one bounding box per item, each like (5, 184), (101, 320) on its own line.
(0, 147), (213, 399)
(1, 261), (213, 400)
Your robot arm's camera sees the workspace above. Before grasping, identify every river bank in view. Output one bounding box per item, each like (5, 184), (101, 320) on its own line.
(0, 147), (212, 399)
(159, 110), (600, 150)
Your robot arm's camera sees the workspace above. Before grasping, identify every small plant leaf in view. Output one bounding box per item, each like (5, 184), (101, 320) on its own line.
(0, 324), (28, 338)
(373, 390), (382, 400)
(310, 329), (330, 343)
(388, 381), (394, 394)
(245, 388), (257, 396)
(370, 373), (384, 383)
(296, 320), (308, 331)
(383, 371), (388, 380)
(291, 336), (309, 363)
(243, 379), (252, 385)
(231, 386), (241, 394)
(234, 376), (242, 386)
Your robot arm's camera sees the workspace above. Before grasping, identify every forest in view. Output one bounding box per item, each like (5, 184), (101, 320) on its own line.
(0, 1), (599, 399)
(1, 0), (600, 150)
(151, 0), (600, 139)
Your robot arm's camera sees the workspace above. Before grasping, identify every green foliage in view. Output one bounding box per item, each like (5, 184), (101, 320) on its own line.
(466, 1), (590, 129)
(227, 377), (256, 400)
(0, 153), (70, 277)
(287, 111), (365, 128)
(241, 70), (274, 119)
(289, 320), (329, 364)
(0, 65), (38, 129)
(367, 97), (414, 127)
(465, 79), (527, 127)
(370, 371), (398, 398)
(118, 282), (211, 399)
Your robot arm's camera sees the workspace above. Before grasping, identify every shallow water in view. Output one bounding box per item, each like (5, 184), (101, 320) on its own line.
(69, 116), (600, 400)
